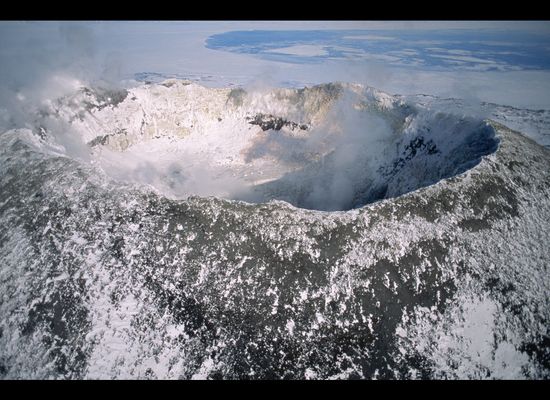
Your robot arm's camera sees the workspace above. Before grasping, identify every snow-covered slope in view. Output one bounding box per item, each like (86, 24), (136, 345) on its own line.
(0, 81), (549, 379)
(401, 93), (550, 149)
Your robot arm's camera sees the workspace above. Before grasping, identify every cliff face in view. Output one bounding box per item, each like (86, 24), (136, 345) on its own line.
(0, 81), (549, 379)
(35, 81), (499, 211)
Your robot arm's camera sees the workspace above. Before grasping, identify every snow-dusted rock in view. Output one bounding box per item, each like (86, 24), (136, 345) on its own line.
(0, 81), (549, 379)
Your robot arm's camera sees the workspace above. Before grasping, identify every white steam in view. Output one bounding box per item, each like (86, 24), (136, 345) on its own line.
(236, 90), (396, 211)
(0, 22), (505, 212)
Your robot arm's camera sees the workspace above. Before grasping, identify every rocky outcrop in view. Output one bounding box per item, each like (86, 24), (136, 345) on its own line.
(247, 113), (309, 131)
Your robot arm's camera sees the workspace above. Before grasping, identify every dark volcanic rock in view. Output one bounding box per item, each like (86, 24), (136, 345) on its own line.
(247, 113), (309, 131)
(0, 116), (549, 379)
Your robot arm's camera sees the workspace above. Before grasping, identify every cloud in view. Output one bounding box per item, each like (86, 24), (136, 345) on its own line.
(430, 54), (501, 65)
(1, 20), (550, 140)
(265, 45), (329, 57)
(343, 35), (397, 41)
(387, 49), (420, 57)
(0, 22), (113, 131)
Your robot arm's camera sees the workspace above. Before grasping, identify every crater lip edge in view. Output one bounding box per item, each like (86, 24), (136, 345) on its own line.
(21, 81), (518, 214)
(181, 120), (505, 215)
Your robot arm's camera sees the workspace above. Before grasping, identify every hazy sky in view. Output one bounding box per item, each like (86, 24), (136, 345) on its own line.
(1, 21), (550, 109)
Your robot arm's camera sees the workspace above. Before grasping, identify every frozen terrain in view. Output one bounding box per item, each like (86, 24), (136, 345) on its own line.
(0, 80), (549, 379)
(15, 80), (502, 211)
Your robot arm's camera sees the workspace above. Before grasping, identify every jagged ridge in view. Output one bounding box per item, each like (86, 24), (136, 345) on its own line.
(34, 80), (499, 211)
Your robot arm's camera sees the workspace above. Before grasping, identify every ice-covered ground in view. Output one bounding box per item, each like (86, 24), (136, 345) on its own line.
(0, 80), (549, 379)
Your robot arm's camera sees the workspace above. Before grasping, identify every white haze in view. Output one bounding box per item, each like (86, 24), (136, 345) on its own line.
(232, 90), (395, 211)
(3, 21), (550, 112)
(0, 21), (547, 209)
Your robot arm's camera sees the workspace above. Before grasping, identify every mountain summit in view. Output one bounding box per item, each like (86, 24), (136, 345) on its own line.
(0, 81), (549, 379)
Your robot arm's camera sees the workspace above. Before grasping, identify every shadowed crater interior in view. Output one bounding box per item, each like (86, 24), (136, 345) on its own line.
(53, 82), (500, 212)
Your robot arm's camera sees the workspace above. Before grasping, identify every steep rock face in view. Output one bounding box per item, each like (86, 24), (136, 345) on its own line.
(46, 81), (350, 152)
(37, 81), (501, 212)
(0, 119), (549, 379)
